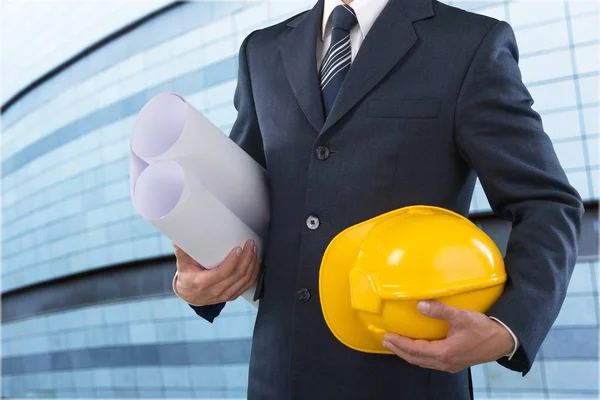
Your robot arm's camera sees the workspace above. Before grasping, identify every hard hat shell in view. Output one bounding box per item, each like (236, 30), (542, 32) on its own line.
(319, 205), (506, 354)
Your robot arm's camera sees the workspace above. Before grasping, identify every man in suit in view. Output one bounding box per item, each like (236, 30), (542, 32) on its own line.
(172, 0), (584, 398)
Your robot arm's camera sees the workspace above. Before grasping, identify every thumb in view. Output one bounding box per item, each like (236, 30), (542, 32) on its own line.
(173, 243), (202, 271)
(417, 300), (463, 323)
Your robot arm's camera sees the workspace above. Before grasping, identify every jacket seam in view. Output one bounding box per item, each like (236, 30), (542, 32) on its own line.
(243, 30), (261, 125)
(452, 20), (502, 160)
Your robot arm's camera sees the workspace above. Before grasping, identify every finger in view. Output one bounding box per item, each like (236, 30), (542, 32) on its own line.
(173, 243), (191, 261)
(173, 244), (200, 272)
(384, 334), (463, 373)
(243, 257), (262, 293)
(219, 250), (258, 300)
(202, 244), (245, 283)
(222, 239), (257, 284)
(205, 240), (256, 288)
(234, 256), (262, 299)
(418, 300), (465, 324)
(383, 333), (442, 360)
(384, 339), (454, 372)
(383, 339), (440, 370)
(236, 240), (258, 275)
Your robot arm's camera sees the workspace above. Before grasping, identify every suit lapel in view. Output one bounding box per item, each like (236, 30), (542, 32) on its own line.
(280, 0), (326, 134)
(321, 0), (434, 135)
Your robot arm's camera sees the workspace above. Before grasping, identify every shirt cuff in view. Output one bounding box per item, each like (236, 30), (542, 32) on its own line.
(489, 316), (520, 360)
(172, 271), (204, 307)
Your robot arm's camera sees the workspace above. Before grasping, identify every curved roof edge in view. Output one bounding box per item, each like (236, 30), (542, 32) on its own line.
(1, 2), (182, 114)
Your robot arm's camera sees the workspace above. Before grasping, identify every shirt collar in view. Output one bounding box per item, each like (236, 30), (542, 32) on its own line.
(321, 0), (389, 41)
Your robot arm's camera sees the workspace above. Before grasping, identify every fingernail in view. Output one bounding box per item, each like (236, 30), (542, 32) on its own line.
(235, 247), (242, 257)
(383, 334), (392, 342)
(382, 340), (390, 348)
(253, 244), (258, 254)
(417, 301), (430, 314)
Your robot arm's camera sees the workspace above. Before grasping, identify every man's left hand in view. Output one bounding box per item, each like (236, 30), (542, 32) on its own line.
(382, 300), (515, 373)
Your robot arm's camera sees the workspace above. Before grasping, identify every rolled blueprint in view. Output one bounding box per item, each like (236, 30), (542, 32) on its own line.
(134, 159), (263, 266)
(130, 93), (269, 308)
(131, 92), (268, 237)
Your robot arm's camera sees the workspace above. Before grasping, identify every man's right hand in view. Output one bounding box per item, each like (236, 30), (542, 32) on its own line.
(173, 240), (261, 306)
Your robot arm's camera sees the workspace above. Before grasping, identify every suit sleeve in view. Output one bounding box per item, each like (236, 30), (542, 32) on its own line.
(454, 21), (584, 374)
(189, 31), (267, 322)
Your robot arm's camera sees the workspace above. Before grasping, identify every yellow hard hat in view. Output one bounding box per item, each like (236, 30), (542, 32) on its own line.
(319, 205), (506, 354)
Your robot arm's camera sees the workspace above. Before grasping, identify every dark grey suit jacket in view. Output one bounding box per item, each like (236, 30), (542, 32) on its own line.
(191, 0), (584, 398)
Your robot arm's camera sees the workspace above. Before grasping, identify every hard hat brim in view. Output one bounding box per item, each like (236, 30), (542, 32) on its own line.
(319, 215), (391, 354)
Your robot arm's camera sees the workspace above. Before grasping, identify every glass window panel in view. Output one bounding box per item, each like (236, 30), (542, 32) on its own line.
(509, 1), (566, 27)
(587, 137), (599, 167)
(544, 360), (599, 391)
(108, 241), (135, 265)
(554, 296), (598, 326)
(477, 5), (506, 22)
(579, 75), (599, 105)
(554, 139), (587, 169)
(214, 315), (253, 340)
(568, 262), (595, 293)
(571, 13), (600, 44)
(131, 235), (160, 259)
(472, 197), (491, 215)
(566, 170), (591, 199)
(575, 44), (600, 75)
(487, 360), (544, 390)
(529, 80), (577, 112)
(590, 167), (598, 198)
(570, 0), (599, 15)
(129, 322), (157, 345)
(514, 19), (569, 55)
(520, 49), (573, 83)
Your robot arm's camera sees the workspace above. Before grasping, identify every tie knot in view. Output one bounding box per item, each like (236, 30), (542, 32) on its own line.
(332, 4), (358, 32)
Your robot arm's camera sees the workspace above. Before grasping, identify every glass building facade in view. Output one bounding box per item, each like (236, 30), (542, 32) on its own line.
(1, 1), (598, 398)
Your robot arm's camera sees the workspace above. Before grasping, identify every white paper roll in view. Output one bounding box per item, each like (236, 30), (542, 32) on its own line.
(131, 92), (269, 237)
(130, 152), (149, 200)
(130, 92), (269, 309)
(132, 160), (260, 307)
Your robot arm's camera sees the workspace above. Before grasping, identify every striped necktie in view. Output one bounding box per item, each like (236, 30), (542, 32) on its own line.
(320, 4), (358, 117)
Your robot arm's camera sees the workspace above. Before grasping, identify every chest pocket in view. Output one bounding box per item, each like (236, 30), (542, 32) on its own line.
(367, 99), (441, 119)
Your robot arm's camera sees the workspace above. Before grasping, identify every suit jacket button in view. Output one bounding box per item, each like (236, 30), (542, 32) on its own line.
(306, 215), (320, 230)
(315, 146), (331, 160)
(297, 288), (311, 302)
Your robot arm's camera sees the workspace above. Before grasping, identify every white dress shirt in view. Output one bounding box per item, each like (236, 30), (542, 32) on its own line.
(174, 0), (519, 361)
